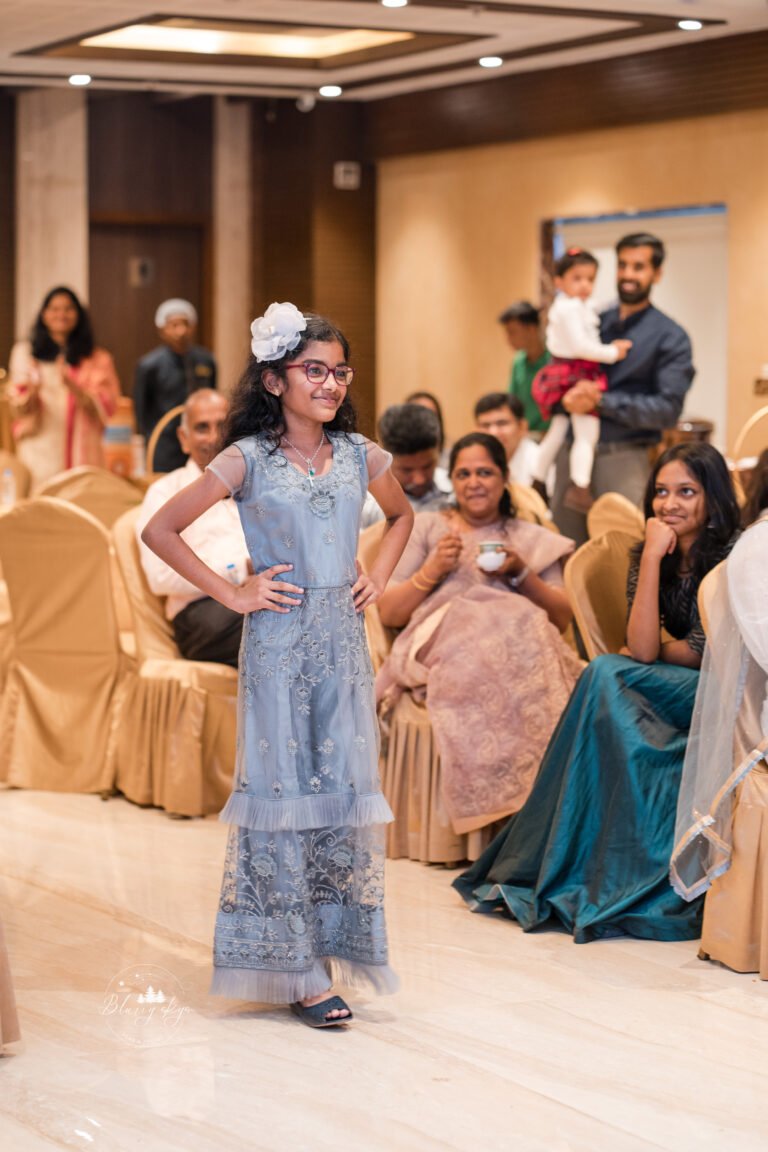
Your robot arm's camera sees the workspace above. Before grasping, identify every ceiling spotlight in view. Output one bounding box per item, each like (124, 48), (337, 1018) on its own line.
(382, 0), (408, 7)
(68, 73), (92, 86)
(677, 20), (703, 31)
(319, 84), (343, 98)
(296, 93), (316, 113)
(478, 56), (503, 68)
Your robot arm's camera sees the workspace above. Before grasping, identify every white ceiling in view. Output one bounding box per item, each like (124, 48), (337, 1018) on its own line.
(1, 1), (767, 102)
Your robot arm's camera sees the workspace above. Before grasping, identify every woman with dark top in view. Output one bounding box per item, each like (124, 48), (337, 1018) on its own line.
(454, 441), (741, 943)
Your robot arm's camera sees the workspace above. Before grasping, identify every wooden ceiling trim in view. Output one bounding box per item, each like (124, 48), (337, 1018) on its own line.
(364, 28), (768, 158)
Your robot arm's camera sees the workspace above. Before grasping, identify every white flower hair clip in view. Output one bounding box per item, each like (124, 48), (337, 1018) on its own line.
(250, 302), (307, 362)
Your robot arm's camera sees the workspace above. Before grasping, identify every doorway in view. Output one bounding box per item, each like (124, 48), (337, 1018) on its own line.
(547, 205), (728, 449)
(89, 222), (209, 398)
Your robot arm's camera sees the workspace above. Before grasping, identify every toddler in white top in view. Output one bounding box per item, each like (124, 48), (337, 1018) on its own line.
(531, 248), (631, 512)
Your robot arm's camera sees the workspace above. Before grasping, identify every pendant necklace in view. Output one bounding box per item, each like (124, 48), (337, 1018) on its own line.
(282, 429), (326, 487)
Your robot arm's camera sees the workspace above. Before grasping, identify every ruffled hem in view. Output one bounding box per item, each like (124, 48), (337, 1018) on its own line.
(218, 790), (394, 831)
(210, 956), (399, 1004)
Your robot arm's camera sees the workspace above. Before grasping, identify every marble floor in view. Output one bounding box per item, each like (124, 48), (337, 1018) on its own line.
(0, 789), (766, 1152)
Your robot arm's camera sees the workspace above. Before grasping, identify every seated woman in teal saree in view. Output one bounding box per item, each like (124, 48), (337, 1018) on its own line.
(454, 443), (741, 943)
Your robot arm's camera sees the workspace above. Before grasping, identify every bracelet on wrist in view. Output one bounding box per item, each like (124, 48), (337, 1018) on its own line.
(418, 566), (441, 586)
(508, 565), (531, 590)
(410, 572), (436, 593)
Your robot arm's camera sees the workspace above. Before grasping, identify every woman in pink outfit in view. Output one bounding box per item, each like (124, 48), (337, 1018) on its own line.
(8, 286), (121, 489)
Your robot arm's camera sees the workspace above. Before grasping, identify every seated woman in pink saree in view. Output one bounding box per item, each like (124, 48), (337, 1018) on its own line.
(376, 432), (582, 847)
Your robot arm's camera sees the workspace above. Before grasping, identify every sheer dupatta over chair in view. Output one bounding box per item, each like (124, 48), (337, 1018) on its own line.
(0, 498), (132, 793)
(563, 529), (638, 661)
(671, 517), (768, 975)
(111, 506), (237, 817)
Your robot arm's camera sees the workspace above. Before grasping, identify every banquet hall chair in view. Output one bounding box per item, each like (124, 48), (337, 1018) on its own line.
(0, 450), (32, 500)
(111, 506), (237, 817)
(732, 404), (768, 463)
(586, 492), (645, 542)
(358, 520), (397, 673)
(145, 405), (185, 475)
(509, 482), (558, 532)
(563, 529), (638, 661)
(694, 550), (768, 977)
(0, 915), (20, 1048)
(35, 465), (143, 647)
(0, 498), (132, 793)
(35, 465), (142, 529)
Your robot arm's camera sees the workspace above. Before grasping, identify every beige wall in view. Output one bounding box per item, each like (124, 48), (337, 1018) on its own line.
(376, 108), (768, 454)
(213, 96), (253, 395)
(15, 89), (88, 338)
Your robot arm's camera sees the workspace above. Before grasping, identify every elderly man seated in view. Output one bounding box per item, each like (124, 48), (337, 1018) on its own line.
(362, 403), (452, 529)
(136, 389), (248, 667)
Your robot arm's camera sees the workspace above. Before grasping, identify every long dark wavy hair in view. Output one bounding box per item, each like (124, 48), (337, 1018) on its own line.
(30, 286), (95, 365)
(222, 313), (357, 450)
(448, 432), (516, 520)
(638, 441), (740, 588)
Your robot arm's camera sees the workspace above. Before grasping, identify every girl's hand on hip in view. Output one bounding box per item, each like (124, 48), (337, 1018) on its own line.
(231, 563), (304, 614)
(352, 562), (382, 612)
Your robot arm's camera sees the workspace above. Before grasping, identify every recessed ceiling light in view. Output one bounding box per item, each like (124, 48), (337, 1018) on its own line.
(319, 84), (343, 98)
(479, 56), (503, 68)
(382, 0), (408, 8)
(678, 20), (703, 31)
(68, 73), (92, 86)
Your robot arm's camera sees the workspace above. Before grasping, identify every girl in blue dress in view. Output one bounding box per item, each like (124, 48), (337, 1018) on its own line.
(142, 303), (413, 1026)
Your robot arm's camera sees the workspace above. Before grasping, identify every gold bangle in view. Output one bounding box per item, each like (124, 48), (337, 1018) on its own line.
(410, 573), (435, 593)
(416, 567), (441, 586)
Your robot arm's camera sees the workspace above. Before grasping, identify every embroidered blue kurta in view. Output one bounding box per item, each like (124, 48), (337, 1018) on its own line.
(207, 432), (397, 1003)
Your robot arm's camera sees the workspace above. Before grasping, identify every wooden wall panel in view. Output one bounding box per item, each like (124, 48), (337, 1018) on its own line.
(311, 102), (376, 435)
(365, 29), (768, 160)
(0, 92), (15, 362)
(88, 93), (212, 220)
(257, 101), (314, 313)
(255, 100), (376, 434)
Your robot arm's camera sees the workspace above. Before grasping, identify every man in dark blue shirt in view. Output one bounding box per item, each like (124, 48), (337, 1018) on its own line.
(551, 232), (694, 543)
(134, 298), (217, 473)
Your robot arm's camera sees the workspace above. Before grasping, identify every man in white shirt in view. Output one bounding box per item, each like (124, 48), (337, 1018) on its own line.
(474, 392), (540, 488)
(136, 389), (248, 666)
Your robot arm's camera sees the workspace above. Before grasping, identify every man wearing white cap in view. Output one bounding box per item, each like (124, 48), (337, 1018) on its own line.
(134, 298), (217, 472)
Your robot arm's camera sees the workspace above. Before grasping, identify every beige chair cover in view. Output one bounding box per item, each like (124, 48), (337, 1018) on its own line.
(509, 482), (559, 532)
(111, 506), (237, 817)
(36, 465), (143, 528)
(0, 915), (20, 1047)
(564, 530), (637, 661)
(35, 466), (143, 642)
(0, 450), (32, 499)
(699, 761), (768, 977)
(381, 691), (469, 864)
(0, 498), (131, 793)
(358, 520), (399, 674)
(587, 492), (645, 542)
